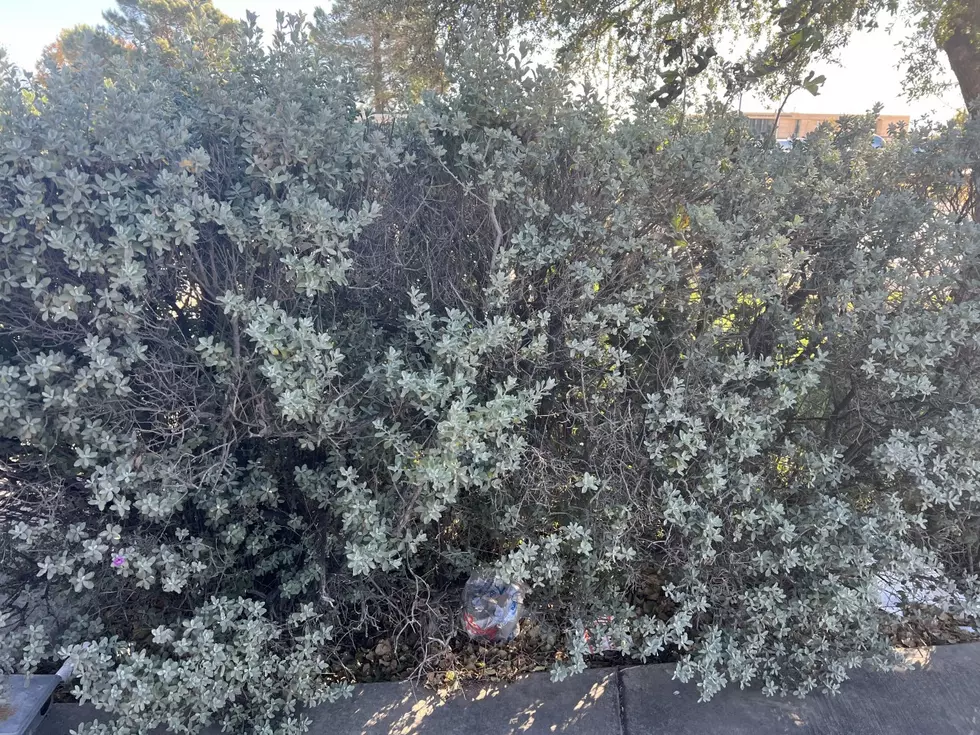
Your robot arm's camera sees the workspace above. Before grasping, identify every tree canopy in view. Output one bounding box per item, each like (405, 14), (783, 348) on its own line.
(416, 0), (979, 111)
(311, 0), (445, 113)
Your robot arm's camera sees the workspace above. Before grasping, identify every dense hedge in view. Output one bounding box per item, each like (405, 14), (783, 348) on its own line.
(2, 14), (980, 734)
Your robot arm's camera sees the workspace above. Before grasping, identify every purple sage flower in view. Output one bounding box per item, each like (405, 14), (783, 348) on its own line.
(111, 555), (126, 568)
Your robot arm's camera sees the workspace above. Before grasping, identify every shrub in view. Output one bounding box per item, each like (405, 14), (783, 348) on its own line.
(2, 13), (980, 733)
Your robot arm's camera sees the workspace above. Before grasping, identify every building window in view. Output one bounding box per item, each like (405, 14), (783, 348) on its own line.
(746, 118), (775, 136)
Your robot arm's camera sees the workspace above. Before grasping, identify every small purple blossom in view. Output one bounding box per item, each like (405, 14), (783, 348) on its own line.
(111, 555), (127, 568)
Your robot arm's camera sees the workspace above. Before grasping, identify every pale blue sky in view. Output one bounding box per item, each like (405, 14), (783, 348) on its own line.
(0, 0), (964, 121)
(0, 0), (327, 66)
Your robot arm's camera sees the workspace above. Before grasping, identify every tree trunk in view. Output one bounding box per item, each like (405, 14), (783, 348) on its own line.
(371, 24), (384, 114)
(942, 6), (980, 229)
(942, 5), (980, 112)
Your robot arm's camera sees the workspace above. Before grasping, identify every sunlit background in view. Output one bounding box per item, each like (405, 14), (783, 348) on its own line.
(0, 0), (965, 121)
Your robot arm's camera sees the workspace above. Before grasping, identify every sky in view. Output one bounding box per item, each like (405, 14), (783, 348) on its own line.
(0, 0), (966, 123)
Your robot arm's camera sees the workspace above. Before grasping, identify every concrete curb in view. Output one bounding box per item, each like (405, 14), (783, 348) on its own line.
(38, 643), (980, 735)
(621, 643), (980, 735)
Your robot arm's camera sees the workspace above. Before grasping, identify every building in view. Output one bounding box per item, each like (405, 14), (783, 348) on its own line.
(742, 111), (910, 139)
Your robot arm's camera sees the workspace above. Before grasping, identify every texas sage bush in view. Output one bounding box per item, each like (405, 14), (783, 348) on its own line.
(2, 12), (980, 733)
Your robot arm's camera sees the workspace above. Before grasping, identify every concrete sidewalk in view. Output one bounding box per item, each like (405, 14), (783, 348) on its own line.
(38, 643), (980, 734)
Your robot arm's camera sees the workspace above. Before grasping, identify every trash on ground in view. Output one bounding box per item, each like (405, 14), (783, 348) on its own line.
(584, 615), (616, 654)
(462, 575), (525, 642)
(876, 571), (965, 617)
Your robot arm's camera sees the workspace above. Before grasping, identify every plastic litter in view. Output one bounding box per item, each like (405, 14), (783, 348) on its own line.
(462, 575), (525, 642)
(584, 615), (615, 654)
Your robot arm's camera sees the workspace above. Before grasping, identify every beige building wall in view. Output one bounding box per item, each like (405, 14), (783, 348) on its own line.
(743, 112), (910, 138)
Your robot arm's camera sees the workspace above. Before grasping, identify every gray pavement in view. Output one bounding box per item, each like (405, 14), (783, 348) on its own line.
(35, 643), (980, 734)
(621, 645), (980, 735)
(305, 667), (620, 735)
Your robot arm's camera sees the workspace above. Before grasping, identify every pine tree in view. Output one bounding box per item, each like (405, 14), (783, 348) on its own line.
(314, 0), (444, 114)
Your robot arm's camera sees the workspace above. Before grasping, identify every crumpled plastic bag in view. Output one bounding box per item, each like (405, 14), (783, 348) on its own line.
(462, 575), (525, 642)
(584, 615), (616, 653)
